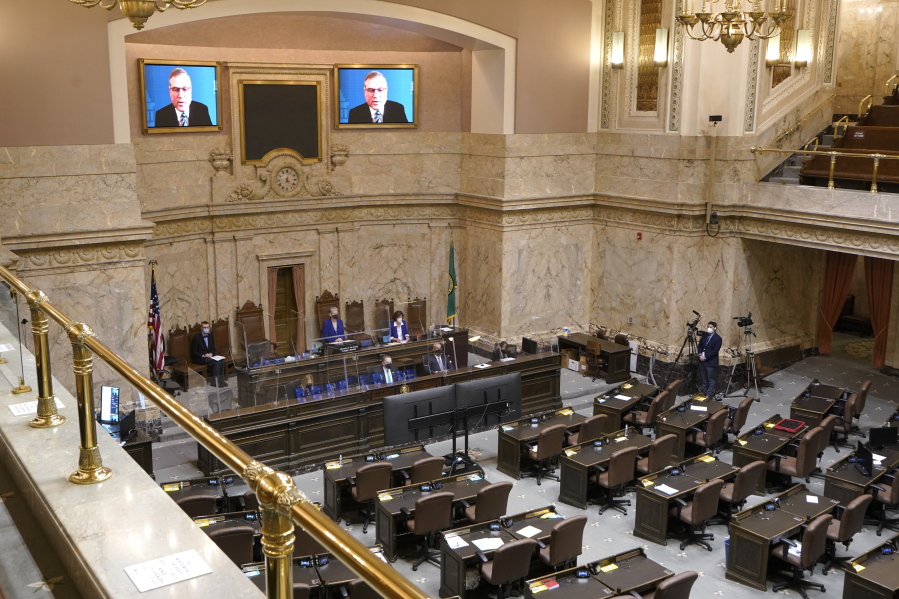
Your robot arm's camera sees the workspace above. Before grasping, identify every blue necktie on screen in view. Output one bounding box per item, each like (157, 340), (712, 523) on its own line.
(374, 110), (382, 123)
(180, 112), (188, 126)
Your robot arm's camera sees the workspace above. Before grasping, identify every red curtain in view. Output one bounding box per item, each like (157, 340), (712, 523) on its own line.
(818, 251), (856, 354)
(865, 256), (894, 368)
(267, 267), (278, 344)
(292, 264), (306, 354)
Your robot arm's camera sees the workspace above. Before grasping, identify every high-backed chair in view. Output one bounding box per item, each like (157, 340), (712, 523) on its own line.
(715, 460), (766, 523)
(349, 462), (392, 533)
(235, 300), (274, 364)
(590, 445), (640, 515)
(767, 426), (824, 489)
(821, 494), (873, 574)
(407, 297), (428, 339)
(536, 514), (588, 570)
(833, 393), (859, 448)
(636, 434), (677, 475)
(460, 481), (513, 524)
(584, 340), (607, 381)
(373, 298), (395, 336)
(869, 469), (899, 535)
(211, 317), (236, 374)
(522, 424), (567, 485)
(401, 491), (455, 570)
(723, 396), (754, 449)
(852, 379), (872, 436)
(638, 570), (699, 599)
(669, 478), (725, 551)
(293, 583), (312, 599)
(343, 299), (368, 344)
(400, 456), (446, 486)
(686, 408), (728, 454)
(622, 391), (667, 436)
(817, 414), (840, 455)
(770, 514), (832, 598)
(665, 379), (683, 405)
(313, 290), (340, 341)
(614, 333), (629, 346)
(567, 414), (608, 446)
(167, 326), (207, 389)
(207, 524), (256, 567)
(478, 538), (538, 599)
(175, 493), (217, 518)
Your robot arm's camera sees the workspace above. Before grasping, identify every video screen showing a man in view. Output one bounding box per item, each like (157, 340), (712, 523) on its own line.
(142, 62), (219, 129)
(338, 67), (415, 125)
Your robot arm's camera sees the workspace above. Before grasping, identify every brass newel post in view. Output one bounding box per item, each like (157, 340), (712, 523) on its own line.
(827, 152), (837, 189)
(27, 291), (65, 428)
(870, 155), (881, 193)
(66, 323), (112, 484)
(246, 462), (298, 599)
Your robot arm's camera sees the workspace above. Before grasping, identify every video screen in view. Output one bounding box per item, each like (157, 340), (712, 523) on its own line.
(334, 65), (417, 128)
(100, 385), (120, 423)
(139, 59), (222, 133)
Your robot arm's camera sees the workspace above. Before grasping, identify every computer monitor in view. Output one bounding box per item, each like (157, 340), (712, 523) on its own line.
(455, 372), (522, 426)
(870, 427), (899, 449)
(521, 337), (539, 355)
(855, 441), (874, 477)
(382, 386), (456, 446)
(118, 410), (137, 443)
(99, 385), (120, 423)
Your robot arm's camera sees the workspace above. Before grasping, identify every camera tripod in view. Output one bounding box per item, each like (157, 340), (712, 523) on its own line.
(669, 320), (701, 396)
(726, 325), (762, 400)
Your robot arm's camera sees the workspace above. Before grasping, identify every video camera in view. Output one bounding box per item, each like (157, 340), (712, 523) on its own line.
(733, 312), (753, 328)
(686, 310), (701, 331)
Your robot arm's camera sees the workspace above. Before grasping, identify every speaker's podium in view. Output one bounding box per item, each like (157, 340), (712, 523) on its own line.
(324, 340), (360, 355)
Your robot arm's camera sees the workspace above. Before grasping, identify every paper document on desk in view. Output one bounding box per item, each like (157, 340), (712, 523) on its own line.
(445, 535), (469, 549)
(873, 453), (887, 462)
(690, 405), (707, 412)
(9, 398), (64, 417)
(516, 525), (541, 538)
(500, 357), (516, 362)
(472, 538), (504, 551)
(614, 394), (630, 400)
(654, 484), (678, 495)
(806, 495), (818, 503)
(474, 363), (491, 369)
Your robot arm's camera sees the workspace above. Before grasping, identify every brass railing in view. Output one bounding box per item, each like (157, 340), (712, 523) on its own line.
(858, 94), (873, 119)
(750, 146), (899, 192)
(886, 75), (898, 96)
(0, 264), (431, 599)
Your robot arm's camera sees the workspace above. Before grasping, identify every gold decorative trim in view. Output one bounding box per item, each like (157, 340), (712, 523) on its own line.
(744, 39), (761, 132)
(600, 0), (615, 129)
(668, 0), (686, 131)
(823, 0), (838, 84)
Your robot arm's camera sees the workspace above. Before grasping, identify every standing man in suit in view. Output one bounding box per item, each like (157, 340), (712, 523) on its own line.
(389, 310), (410, 343)
(697, 321), (722, 398)
(154, 68), (213, 128)
(424, 342), (451, 374)
(347, 71), (409, 124)
(191, 321), (226, 387)
(369, 354), (398, 385)
(322, 306), (345, 343)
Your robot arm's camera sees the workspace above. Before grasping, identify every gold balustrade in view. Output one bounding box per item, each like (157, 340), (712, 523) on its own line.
(0, 263), (432, 599)
(750, 146), (899, 192)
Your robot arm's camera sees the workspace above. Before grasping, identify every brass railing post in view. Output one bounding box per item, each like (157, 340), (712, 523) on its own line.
(871, 155), (881, 193)
(27, 291), (65, 428)
(247, 463), (297, 599)
(827, 152), (837, 189)
(66, 323), (112, 484)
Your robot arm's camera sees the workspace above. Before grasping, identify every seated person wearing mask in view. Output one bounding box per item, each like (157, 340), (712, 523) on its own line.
(191, 321), (227, 387)
(390, 310), (410, 343)
(492, 341), (515, 361)
(368, 354), (399, 384)
(424, 342), (451, 374)
(322, 307), (345, 343)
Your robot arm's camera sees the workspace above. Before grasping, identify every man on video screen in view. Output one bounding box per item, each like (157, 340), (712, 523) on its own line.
(155, 68), (213, 127)
(347, 71), (409, 124)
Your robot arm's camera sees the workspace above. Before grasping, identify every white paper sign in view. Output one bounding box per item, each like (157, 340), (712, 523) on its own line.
(516, 525), (541, 538)
(655, 484), (678, 495)
(0, 344), (14, 353)
(124, 550), (212, 593)
(445, 535), (469, 549)
(9, 398), (64, 417)
(614, 394), (630, 400)
(805, 495), (818, 504)
(690, 405), (708, 412)
(472, 538), (504, 551)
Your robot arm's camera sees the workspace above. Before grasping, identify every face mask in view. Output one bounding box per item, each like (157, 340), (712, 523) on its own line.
(707, 327), (714, 334)
(202, 328), (210, 334)
(384, 363), (391, 368)
(396, 317), (403, 323)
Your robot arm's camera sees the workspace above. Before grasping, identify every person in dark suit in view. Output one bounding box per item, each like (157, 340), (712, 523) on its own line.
(346, 71), (409, 124)
(154, 68), (213, 128)
(492, 341), (514, 361)
(697, 321), (722, 398)
(368, 354), (398, 385)
(191, 321), (226, 387)
(389, 310), (410, 343)
(322, 307), (345, 343)
(424, 342), (451, 374)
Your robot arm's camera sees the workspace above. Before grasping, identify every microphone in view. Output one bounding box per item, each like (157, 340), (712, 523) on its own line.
(692, 310), (701, 316)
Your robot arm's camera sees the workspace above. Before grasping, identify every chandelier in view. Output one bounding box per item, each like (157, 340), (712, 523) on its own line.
(69, 0), (208, 30)
(676, 0), (793, 53)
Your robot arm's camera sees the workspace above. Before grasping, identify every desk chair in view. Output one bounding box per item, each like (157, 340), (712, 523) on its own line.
(294, 525), (326, 556)
(536, 514), (588, 570)
(688, 408), (728, 455)
(477, 538), (539, 598)
(400, 456), (446, 486)
(714, 460), (766, 524)
(401, 491), (454, 570)
(851, 379), (871, 437)
(293, 583), (311, 599)
(522, 424), (567, 485)
(817, 414), (840, 455)
(722, 396), (754, 450)
(207, 524), (256, 567)
(585, 340), (607, 381)
(664, 380), (683, 407)
(767, 426), (823, 490)
(669, 478), (725, 551)
(347, 579), (380, 599)
(590, 445), (640, 515)
(869, 469), (899, 536)
(619, 570), (699, 599)
(348, 462), (393, 533)
(821, 494), (873, 574)
(243, 490), (260, 512)
(636, 434), (677, 475)
(460, 481), (513, 524)
(567, 414), (607, 446)
(175, 493), (217, 518)
(770, 513), (832, 599)
(833, 393), (859, 448)
(623, 391), (668, 436)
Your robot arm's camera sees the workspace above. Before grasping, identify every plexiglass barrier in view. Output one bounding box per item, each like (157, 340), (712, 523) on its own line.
(0, 282), (25, 392)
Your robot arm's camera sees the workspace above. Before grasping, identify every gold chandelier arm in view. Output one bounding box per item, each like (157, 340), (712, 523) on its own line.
(156, 0), (207, 11)
(68, 0), (117, 9)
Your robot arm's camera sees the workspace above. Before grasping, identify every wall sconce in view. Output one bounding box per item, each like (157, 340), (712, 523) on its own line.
(611, 32), (625, 69)
(654, 28), (669, 66)
(765, 33), (781, 67)
(794, 29), (812, 68)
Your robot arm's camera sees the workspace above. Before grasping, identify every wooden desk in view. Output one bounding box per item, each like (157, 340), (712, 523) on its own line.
(558, 333), (631, 384)
(321, 446), (431, 522)
(525, 564), (614, 599)
(124, 430), (154, 476)
(496, 409), (586, 479)
(375, 472), (490, 561)
(807, 382), (845, 400)
(825, 447), (899, 505)
(592, 379), (659, 434)
(843, 533), (899, 599)
(633, 454), (738, 546)
(731, 414), (808, 494)
(654, 398), (726, 461)
(557, 431), (653, 509)
(726, 484), (836, 591)
(439, 505), (560, 599)
(160, 476), (227, 502)
(790, 396), (835, 428)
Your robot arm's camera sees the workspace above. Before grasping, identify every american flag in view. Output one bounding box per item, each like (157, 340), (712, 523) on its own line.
(147, 267), (164, 376)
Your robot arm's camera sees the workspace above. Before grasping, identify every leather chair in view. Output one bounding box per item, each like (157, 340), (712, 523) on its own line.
(585, 340), (607, 381)
(669, 478), (725, 551)
(770, 514), (832, 598)
(349, 462), (393, 533)
(536, 514), (588, 570)
(622, 391), (667, 436)
(869, 469), (899, 535)
(522, 424), (567, 485)
(293, 583), (311, 599)
(175, 493), (217, 518)
(818, 414), (840, 455)
(243, 490), (260, 512)
(401, 491), (455, 570)
(833, 393), (859, 448)
(477, 538), (539, 598)
(686, 408), (727, 454)
(628, 570), (699, 599)
(851, 379), (871, 436)
(664, 380), (683, 407)
(821, 494), (873, 574)
(636, 434), (677, 475)
(714, 460), (766, 523)
(722, 396), (754, 449)
(767, 426), (824, 489)
(590, 445), (640, 515)
(294, 525), (326, 556)
(400, 456), (446, 486)
(460, 481), (513, 524)
(207, 524), (256, 567)
(567, 414), (607, 446)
